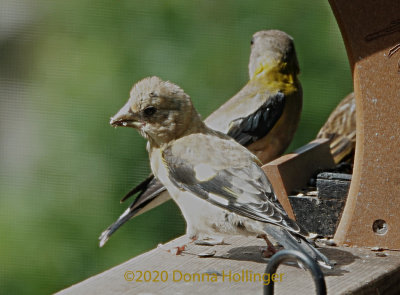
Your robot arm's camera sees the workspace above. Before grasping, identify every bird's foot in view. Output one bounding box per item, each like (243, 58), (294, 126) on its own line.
(157, 236), (198, 255)
(157, 243), (187, 255)
(259, 234), (279, 258)
(259, 245), (278, 258)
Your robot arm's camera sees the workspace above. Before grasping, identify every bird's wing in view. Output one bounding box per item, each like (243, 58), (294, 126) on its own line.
(121, 177), (167, 211)
(120, 174), (155, 203)
(317, 92), (356, 164)
(162, 144), (308, 237)
(227, 91), (285, 146)
(329, 131), (356, 163)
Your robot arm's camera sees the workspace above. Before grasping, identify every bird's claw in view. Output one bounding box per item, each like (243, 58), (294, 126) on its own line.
(157, 243), (187, 255)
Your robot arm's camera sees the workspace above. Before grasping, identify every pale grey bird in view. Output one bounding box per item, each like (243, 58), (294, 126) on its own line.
(99, 30), (303, 247)
(108, 76), (332, 269)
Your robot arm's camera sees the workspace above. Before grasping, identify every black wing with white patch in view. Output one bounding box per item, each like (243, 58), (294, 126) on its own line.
(163, 147), (307, 236)
(227, 92), (285, 146)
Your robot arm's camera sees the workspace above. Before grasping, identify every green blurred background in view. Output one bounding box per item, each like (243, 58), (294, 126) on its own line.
(0, 0), (352, 293)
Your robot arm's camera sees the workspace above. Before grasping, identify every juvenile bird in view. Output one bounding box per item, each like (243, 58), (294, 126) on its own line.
(317, 92), (356, 164)
(100, 30), (302, 246)
(108, 76), (331, 269)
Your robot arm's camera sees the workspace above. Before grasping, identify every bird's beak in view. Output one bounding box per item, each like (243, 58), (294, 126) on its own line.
(110, 101), (142, 128)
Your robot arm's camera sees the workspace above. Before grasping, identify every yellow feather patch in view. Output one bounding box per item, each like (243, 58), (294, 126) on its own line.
(252, 61), (297, 94)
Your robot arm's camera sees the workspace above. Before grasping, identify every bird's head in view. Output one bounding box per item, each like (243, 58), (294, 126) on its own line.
(249, 30), (300, 78)
(110, 76), (203, 146)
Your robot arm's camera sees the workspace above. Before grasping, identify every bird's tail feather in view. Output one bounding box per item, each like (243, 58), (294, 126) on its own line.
(99, 186), (169, 247)
(99, 207), (134, 247)
(265, 226), (333, 269)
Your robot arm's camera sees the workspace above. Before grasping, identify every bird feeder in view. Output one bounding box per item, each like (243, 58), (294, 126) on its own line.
(263, 0), (400, 249)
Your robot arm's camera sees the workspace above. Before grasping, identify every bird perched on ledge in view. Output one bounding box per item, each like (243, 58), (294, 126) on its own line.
(100, 30), (303, 247)
(317, 92), (356, 164)
(108, 76), (331, 269)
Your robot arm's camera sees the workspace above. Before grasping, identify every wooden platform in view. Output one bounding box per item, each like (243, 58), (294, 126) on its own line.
(57, 235), (400, 294)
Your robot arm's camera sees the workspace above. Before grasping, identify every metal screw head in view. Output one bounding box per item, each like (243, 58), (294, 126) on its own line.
(372, 219), (388, 235)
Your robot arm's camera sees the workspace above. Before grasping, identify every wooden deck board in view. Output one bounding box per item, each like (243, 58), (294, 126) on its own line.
(56, 235), (400, 294)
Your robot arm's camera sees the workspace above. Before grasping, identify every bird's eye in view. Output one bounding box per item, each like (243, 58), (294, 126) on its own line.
(143, 106), (157, 116)
(250, 38), (254, 45)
